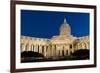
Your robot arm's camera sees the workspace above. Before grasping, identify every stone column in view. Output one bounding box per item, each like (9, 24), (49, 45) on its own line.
(32, 45), (34, 52)
(21, 43), (25, 52)
(63, 45), (67, 56)
(34, 45), (37, 52)
(20, 43), (23, 52)
(59, 46), (63, 56)
(51, 45), (53, 57)
(56, 45), (60, 56)
(25, 44), (29, 51)
(48, 45), (51, 57)
(49, 45), (52, 57)
(84, 42), (87, 49)
(68, 48), (70, 55)
(29, 45), (31, 51)
(71, 44), (74, 53)
(29, 44), (32, 51)
(87, 42), (89, 49)
(44, 45), (47, 57)
(52, 44), (54, 56)
(39, 45), (42, 53)
(51, 44), (56, 57)
(21, 44), (24, 52)
(46, 46), (48, 57)
(56, 50), (59, 57)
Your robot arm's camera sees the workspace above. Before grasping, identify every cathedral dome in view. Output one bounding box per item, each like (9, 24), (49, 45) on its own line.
(60, 18), (71, 36)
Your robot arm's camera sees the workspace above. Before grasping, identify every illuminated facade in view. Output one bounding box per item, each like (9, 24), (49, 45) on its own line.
(21, 18), (89, 58)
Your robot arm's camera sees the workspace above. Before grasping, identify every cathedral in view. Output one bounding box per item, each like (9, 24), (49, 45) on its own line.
(21, 18), (89, 58)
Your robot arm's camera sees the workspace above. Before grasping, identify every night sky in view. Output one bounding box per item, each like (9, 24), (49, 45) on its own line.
(21, 10), (89, 39)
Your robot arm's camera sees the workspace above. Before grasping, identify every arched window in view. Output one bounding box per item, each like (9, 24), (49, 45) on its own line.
(25, 44), (29, 51)
(82, 43), (86, 49)
(77, 43), (82, 49)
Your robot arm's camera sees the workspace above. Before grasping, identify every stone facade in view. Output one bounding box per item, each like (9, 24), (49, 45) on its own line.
(20, 18), (89, 58)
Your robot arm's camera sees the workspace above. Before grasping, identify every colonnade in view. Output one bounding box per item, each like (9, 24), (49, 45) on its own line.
(21, 43), (74, 58)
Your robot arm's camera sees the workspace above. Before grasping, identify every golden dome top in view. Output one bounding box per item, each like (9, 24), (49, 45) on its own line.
(60, 17), (71, 36)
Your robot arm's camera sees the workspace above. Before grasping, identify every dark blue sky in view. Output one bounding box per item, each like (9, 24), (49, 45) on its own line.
(21, 10), (89, 39)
